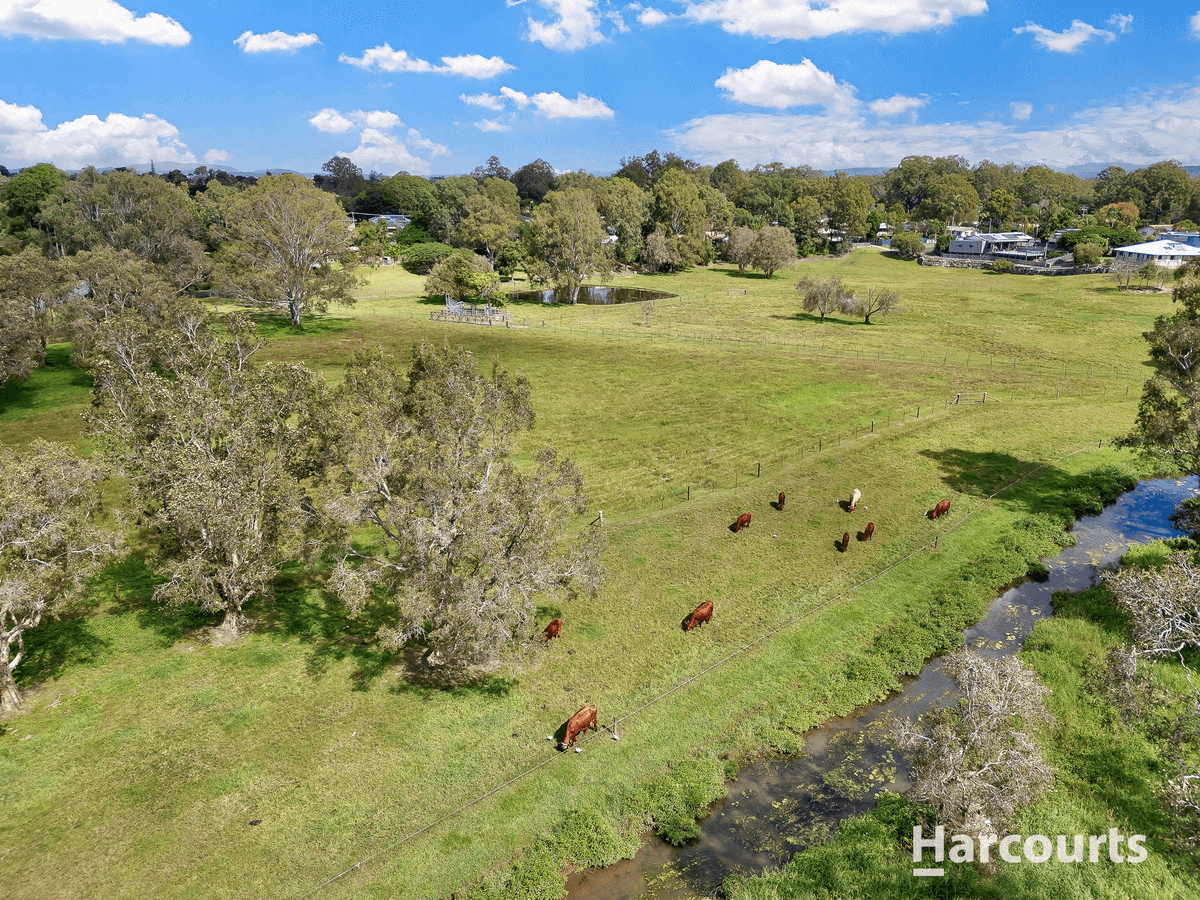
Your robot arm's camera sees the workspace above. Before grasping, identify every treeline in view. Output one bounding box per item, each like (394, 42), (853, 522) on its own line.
(3, 152), (1200, 377)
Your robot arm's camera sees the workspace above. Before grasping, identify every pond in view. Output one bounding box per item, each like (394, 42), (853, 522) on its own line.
(566, 476), (1199, 900)
(503, 285), (677, 305)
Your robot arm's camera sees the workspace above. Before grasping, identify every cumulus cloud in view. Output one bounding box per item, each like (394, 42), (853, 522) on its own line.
(531, 91), (614, 118)
(869, 94), (927, 117)
(205, 149), (231, 164)
(460, 93), (506, 110)
(715, 59), (857, 111)
(475, 118), (511, 132)
(629, 4), (670, 26)
(0, 0), (190, 45)
(0, 99), (195, 168)
(1190, 11), (1200, 39)
(514, 0), (606, 50)
(233, 30), (320, 53)
(668, 83), (1200, 173)
(682, 0), (986, 39)
(339, 43), (513, 77)
(501, 86), (531, 108)
(310, 107), (448, 175)
(309, 108), (354, 133)
(1013, 19), (1118, 53)
(1010, 101), (1033, 120)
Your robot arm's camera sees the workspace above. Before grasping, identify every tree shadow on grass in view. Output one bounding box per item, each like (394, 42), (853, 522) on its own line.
(15, 617), (109, 695)
(769, 312), (858, 326)
(919, 449), (1138, 520)
(235, 309), (356, 339)
(0, 345), (92, 417)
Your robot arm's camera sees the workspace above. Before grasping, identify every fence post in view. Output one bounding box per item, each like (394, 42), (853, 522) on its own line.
(757, 462), (761, 477)
(871, 420), (874, 433)
(687, 486), (691, 501)
(819, 437), (822, 452)
(917, 405), (920, 418)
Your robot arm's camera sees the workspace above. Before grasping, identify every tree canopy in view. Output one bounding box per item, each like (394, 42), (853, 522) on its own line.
(321, 345), (604, 672)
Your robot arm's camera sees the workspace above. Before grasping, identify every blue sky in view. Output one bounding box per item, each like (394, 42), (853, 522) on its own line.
(1, 0), (1198, 177)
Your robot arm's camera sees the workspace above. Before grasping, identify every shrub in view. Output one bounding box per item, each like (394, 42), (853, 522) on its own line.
(889, 231), (925, 260)
(1072, 242), (1104, 266)
(991, 259), (1015, 274)
(401, 241), (455, 274)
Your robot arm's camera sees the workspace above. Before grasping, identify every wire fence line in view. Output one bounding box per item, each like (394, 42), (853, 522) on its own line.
(594, 384), (1131, 518)
(294, 439), (1111, 899)
(354, 289), (1140, 383)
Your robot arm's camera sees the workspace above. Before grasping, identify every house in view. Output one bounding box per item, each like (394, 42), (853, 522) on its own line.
(366, 214), (411, 230)
(1161, 231), (1200, 248)
(947, 231), (1041, 260)
(1112, 240), (1200, 269)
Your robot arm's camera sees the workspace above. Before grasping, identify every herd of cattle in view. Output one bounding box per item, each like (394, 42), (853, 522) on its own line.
(548, 488), (953, 750)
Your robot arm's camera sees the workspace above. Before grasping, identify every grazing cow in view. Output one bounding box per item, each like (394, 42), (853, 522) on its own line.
(734, 511), (752, 532)
(931, 499), (952, 520)
(841, 531), (850, 552)
(685, 600), (714, 632)
(543, 618), (562, 640)
(849, 488), (862, 512)
(558, 704), (598, 750)
(778, 490), (786, 510)
(862, 522), (875, 541)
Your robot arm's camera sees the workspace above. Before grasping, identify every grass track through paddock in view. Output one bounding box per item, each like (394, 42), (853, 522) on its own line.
(0, 250), (1178, 899)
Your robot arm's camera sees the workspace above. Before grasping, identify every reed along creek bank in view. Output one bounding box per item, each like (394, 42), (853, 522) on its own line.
(565, 476), (1199, 900)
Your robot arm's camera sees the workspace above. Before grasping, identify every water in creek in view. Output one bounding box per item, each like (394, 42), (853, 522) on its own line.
(566, 477), (1198, 900)
(503, 285), (676, 305)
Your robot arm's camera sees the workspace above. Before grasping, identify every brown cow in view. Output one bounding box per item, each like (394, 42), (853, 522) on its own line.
(778, 490), (786, 510)
(841, 531), (850, 552)
(862, 522), (875, 541)
(558, 704), (598, 750)
(849, 488), (862, 512)
(543, 618), (562, 640)
(734, 511), (752, 532)
(685, 600), (713, 631)
(931, 499), (952, 520)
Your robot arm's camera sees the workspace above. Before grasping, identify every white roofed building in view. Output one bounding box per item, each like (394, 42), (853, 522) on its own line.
(1112, 240), (1200, 269)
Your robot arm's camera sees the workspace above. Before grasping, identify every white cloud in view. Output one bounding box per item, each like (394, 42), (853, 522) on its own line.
(1108, 13), (1133, 34)
(310, 106), (448, 175)
(339, 43), (513, 77)
(0, 99), (195, 168)
(1010, 101), (1032, 120)
(309, 108), (354, 133)
(461, 93), (507, 110)
(475, 118), (511, 132)
(531, 91), (615, 118)
(629, 4), (670, 26)
(233, 30), (320, 54)
(1190, 11), (1200, 39)
(1013, 20), (1117, 53)
(516, 0), (605, 50)
(715, 59), (857, 111)
(501, 86), (531, 108)
(205, 149), (231, 164)
(682, 0), (986, 39)
(438, 54), (516, 78)
(0, 0), (190, 45)
(869, 94), (927, 117)
(668, 83), (1200, 173)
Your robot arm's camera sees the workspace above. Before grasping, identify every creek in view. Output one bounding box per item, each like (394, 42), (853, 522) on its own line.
(566, 477), (1198, 900)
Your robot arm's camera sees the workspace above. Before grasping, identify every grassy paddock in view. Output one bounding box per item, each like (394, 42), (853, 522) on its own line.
(0, 251), (1177, 899)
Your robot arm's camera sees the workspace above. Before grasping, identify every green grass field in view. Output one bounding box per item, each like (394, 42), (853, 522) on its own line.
(0, 249), (1183, 899)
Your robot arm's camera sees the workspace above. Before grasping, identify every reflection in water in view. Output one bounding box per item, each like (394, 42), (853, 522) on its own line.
(567, 477), (1198, 900)
(504, 285), (676, 305)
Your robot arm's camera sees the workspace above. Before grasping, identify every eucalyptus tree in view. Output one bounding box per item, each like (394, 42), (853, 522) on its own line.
(1, 441), (118, 712)
(0, 247), (68, 384)
(219, 174), (360, 326)
(748, 224), (797, 278)
(321, 344), (604, 672)
(529, 187), (612, 303)
(893, 650), (1054, 843)
(89, 310), (325, 640)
